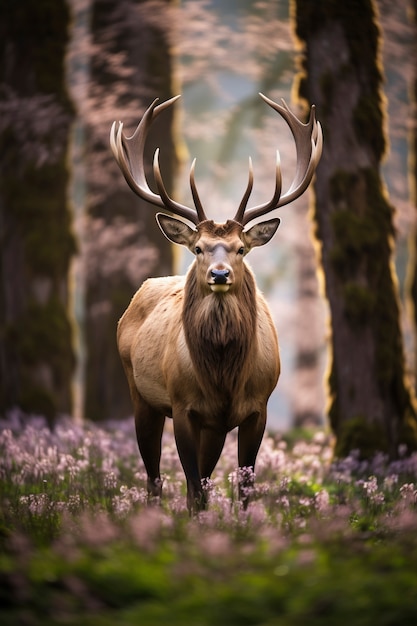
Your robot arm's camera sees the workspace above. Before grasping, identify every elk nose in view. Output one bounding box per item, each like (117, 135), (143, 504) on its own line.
(211, 269), (230, 284)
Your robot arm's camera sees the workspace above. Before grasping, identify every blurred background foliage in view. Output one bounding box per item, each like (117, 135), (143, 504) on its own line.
(1, 0), (417, 456)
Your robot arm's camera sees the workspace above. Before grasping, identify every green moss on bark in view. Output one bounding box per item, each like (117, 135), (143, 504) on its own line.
(335, 416), (388, 459)
(329, 168), (414, 445)
(293, 0), (386, 159)
(342, 283), (375, 327)
(293, 0), (417, 457)
(0, 0), (75, 419)
(0, 0), (72, 105)
(329, 168), (394, 329)
(4, 161), (76, 278)
(294, 0), (381, 87)
(3, 297), (75, 420)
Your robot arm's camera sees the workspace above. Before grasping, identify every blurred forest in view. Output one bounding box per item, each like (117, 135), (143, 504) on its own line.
(1, 0), (417, 454)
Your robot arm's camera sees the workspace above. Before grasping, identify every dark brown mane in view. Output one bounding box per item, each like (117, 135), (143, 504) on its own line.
(183, 264), (257, 396)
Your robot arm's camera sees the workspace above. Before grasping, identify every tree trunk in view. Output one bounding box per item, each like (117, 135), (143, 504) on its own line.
(408, 0), (417, 391)
(83, 0), (179, 421)
(0, 0), (76, 422)
(292, 0), (417, 457)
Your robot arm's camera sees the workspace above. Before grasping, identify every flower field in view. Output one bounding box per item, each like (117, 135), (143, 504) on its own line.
(1, 412), (417, 625)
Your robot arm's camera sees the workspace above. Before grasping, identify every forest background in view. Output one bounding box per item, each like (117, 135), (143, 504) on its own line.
(1, 0), (417, 454)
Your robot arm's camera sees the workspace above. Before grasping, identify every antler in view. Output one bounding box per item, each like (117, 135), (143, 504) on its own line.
(110, 94), (322, 229)
(233, 93), (323, 227)
(110, 96), (207, 225)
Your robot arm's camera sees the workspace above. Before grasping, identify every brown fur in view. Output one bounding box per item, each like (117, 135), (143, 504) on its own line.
(183, 264), (257, 396)
(117, 219), (280, 512)
(112, 95), (322, 513)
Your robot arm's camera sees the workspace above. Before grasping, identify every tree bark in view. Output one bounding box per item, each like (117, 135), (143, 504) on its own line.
(292, 0), (417, 457)
(84, 0), (179, 421)
(0, 0), (76, 422)
(408, 0), (417, 391)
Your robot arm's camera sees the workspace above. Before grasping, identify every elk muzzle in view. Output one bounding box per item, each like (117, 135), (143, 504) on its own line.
(207, 266), (233, 293)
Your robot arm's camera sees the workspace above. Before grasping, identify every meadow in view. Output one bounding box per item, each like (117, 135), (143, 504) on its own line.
(1, 411), (417, 625)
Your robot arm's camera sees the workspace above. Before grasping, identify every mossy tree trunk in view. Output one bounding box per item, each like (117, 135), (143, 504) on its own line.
(292, 0), (417, 458)
(84, 0), (178, 421)
(408, 0), (417, 391)
(0, 0), (76, 422)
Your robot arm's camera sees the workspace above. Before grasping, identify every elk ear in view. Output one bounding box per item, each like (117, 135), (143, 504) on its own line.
(243, 218), (280, 249)
(156, 213), (197, 247)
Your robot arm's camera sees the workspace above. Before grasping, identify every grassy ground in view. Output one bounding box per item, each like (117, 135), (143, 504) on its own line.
(1, 412), (417, 625)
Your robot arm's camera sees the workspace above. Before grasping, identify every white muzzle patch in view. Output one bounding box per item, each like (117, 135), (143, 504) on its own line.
(210, 284), (230, 293)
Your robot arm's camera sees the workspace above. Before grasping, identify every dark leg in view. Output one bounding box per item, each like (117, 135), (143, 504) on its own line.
(198, 428), (227, 506)
(237, 410), (266, 507)
(133, 393), (166, 499)
(199, 427), (227, 479)
(172, 409), (204, 513)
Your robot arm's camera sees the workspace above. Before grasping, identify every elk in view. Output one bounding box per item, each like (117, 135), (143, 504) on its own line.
(111, 94), (322, 512)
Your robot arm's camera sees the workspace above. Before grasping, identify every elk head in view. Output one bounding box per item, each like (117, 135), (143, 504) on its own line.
(110, 93), (323, 263)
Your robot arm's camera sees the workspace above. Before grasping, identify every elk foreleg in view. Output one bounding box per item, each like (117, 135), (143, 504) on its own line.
(198, 427), (227, 487)
(237, 410), (266, 507)
(172, 409), (205, 513)
(134, 396), (166, 501)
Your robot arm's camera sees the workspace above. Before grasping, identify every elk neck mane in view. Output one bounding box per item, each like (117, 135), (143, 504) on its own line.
(182, 263), (258, 395)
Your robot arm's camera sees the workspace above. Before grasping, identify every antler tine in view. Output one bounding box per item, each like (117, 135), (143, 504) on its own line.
(189, 159), (208, 223)
(235, 152), (283, 227)
(233, 157), (255, 225)
(153, 150), (207, 224)
(272, 98), (323, 207)
(110, 95), (205, 225)
(110, 98), (168, 207)
(235, 93), (322, 227)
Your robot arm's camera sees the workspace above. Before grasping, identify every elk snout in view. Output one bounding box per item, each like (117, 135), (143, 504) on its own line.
(207, 265), (233, 293)
(211, 268), (229, 283)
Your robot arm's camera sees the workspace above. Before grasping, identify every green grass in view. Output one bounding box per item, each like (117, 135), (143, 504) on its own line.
(1, 416), (417, 624)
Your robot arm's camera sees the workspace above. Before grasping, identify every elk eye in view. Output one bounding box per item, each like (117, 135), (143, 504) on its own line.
(237, 247), (245, 255)
(195, 246), (202, 255)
